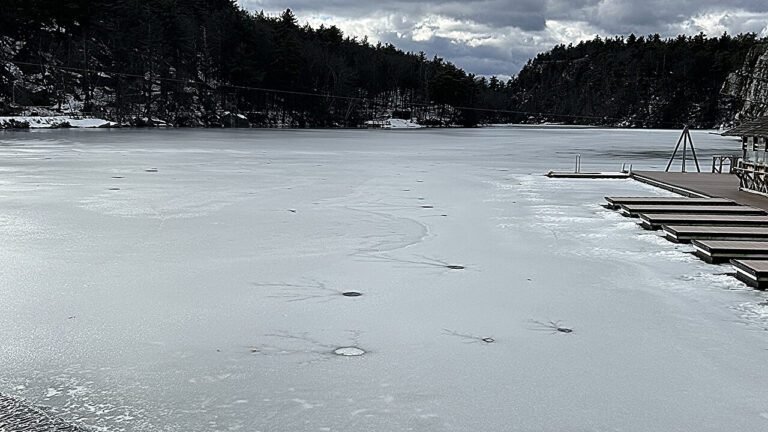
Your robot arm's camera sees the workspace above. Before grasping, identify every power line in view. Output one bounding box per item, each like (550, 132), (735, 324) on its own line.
(3, 59), (756, 125)
(6, 60), (368, 102)
(2, 60), (644, 122)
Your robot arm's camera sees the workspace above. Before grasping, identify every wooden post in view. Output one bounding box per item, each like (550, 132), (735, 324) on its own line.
(682, 128), (688, 173)
(687, 127), (701, 172)
(665, 128), (686, 172)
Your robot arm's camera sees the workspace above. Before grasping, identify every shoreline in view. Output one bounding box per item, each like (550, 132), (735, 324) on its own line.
(0, 116), (118, 129)
(0, 117), (725, 132)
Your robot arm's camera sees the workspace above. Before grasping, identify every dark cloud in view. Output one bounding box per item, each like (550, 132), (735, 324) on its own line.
(240, 0), (768, 76)
(379, 32), (531, 75)
(246, 1), (549, 30)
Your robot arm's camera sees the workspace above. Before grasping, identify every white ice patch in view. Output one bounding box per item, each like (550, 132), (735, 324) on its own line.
(77, 189), (240, 219)
(529, 204), (570, 215)
(636, 233), (680, 247)
(482, 180), (520, 190)
(333, 347), (366, 356)
(731, 301), (768, 327)
(652, 250), (698, 263)
(678, 272), (749, 291)
(535, 215), (596, 224)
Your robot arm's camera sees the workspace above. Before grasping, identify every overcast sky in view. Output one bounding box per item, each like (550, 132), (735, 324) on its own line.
(239, 1), (768, 79)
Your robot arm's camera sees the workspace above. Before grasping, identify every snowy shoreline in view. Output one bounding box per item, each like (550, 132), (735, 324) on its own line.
(0, 116), (726, 131)
(0, 116), (118, 129)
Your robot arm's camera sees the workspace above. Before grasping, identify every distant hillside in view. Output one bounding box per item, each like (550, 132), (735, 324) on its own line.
(0, 0), (497, 127)
(503, 33), (763, 128)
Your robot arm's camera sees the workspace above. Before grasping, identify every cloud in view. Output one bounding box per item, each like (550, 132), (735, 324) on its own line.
(238, 1), (768, 76)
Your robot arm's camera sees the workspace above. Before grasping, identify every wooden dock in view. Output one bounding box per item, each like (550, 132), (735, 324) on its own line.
(638, 214), (768, 230)
(603, 196), (735, 210)
(691, 240), (768, 264)
(619, 204), (764, 217)
(731, 259), (768, 289)
(631, 171), (768, 211)
(599, 170), (768, 289)
(663, 225), (768, 243)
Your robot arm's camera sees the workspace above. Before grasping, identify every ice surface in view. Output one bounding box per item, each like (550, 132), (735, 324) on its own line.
(0, 127), (767, 431)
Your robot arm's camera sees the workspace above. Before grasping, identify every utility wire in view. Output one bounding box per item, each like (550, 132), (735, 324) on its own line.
(3, 59), (759, 125)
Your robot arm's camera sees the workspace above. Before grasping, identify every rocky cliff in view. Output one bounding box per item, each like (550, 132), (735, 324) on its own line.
(722, 43), (768, 122)
(508, 34), (758, 128)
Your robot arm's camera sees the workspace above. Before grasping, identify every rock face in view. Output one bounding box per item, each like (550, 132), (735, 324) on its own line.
(0, 393), (86, 431)
(722, 44), (768, 121)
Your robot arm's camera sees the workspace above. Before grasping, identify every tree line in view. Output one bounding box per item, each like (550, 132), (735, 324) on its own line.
(0, 1), (765, 128)
(0, 0), (498, 126)
(500, 32), (763, 127)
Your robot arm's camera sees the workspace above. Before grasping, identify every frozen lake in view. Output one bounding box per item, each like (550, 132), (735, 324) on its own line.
(1, 127), (767, 431)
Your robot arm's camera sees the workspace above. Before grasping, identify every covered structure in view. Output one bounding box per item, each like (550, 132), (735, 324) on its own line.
(723, 117), (768, 196)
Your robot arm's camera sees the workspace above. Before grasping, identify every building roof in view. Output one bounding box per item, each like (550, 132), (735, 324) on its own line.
(722, 117), (768, 137)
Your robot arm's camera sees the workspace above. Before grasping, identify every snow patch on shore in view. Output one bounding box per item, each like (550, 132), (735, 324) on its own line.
(0, 116), (118, 129)
(364, 118), (423, 129)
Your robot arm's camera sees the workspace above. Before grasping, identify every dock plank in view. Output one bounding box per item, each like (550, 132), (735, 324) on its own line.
(604, 196), (735, 209)
(619, 204), (764, 217)
(731, 259), (768, 289)
(663, 225), (768, 243)
(638, 213), (768, 230)
(691, 239), (768, 263)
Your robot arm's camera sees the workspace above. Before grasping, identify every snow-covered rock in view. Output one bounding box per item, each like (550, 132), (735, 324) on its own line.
(221, 112), (251, 128)
(364, 117), (423, 129)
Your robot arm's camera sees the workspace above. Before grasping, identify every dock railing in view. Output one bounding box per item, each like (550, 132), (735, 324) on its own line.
(711, 155), (740, 174)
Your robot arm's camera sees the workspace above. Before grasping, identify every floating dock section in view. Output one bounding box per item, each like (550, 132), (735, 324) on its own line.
(731, 260), (768, 289)
(602, 171), (768, 290)
(663, 225), (768, 243)
(619, 204), (764, 217)
(549, 163), (768, 288)
(638, 214), (768, 230)
(604, 196), (735, 210)
(691, 240), (768, 264)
